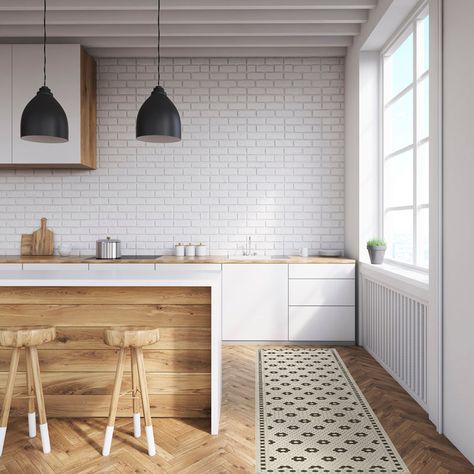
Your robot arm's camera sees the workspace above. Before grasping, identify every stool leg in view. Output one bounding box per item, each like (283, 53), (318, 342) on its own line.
(25, 349), (36, 438)
(135, 347), (156, 456)
(131, 349), (141, 438)
(0, 348), (20, 456)
(102, 347), (126, 456)
(28, 347), (50, 454)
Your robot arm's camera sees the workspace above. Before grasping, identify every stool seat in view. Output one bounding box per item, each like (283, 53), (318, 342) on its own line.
(103, 327), (159, 348)
(0, 326), (56, 348)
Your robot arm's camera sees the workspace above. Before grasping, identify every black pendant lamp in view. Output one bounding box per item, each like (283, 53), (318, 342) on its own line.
(21, 0), (68, 143)
(136, 0), (181, 142)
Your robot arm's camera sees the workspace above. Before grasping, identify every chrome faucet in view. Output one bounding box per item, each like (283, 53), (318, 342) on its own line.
(243, 236), (256, 256)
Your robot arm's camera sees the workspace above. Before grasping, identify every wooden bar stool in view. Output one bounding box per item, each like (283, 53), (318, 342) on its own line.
(0, 326), (56, 456)
(102, 327), (159, 457)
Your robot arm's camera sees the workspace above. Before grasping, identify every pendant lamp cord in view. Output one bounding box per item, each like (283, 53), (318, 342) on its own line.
(157, 0), (161, 85)
(43, 0), (46, 87)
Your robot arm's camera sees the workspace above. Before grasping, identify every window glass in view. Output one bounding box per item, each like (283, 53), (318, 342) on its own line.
(384, 150), (413, 208)
(384, 90), (413, 155)
(385, 209), (414, 264)
(417, 15), (429, 77)
(382, 10), (429, 269)
(384, 33), (414, 102)
(417, 141), (429, 205)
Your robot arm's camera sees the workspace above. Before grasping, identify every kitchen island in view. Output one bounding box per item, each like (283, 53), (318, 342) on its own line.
(0, 269), (221, 435)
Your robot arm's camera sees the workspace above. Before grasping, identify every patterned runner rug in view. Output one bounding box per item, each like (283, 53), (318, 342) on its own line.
(256, 348), (409, 473)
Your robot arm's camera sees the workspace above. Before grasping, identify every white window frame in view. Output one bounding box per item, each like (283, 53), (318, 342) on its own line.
(380, 2), (430, 272)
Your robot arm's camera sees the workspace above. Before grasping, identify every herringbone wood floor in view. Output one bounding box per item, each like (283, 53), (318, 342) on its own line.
(0, 345), (472, 473)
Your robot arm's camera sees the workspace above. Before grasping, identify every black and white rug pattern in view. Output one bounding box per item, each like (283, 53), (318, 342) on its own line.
(257, 348), (410, 473)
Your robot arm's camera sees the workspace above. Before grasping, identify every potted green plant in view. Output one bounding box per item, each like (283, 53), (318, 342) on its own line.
(367, 238), (386, 264)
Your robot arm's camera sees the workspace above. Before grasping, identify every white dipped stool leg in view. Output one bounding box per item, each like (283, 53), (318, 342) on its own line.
(131, 350), (141, 438)
(145, 425), (156, 456)
(102, 348), (126, 456)
(0, 348), (20, 456)
(135, 348), (156, 457)
(29, 347), (51, 454)
(39, 423), (51, 454)
(28, 412), (36, 438)
(133, 413), (141, 438)
(25, 349), (36, 438)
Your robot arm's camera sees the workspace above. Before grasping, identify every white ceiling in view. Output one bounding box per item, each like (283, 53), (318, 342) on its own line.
(0, 0), (377, 58)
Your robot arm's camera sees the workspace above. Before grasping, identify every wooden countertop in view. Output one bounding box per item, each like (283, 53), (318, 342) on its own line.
(0, 255), (356, 264)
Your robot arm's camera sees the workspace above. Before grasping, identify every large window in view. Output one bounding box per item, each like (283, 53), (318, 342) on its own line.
(382, 7), (429, 269)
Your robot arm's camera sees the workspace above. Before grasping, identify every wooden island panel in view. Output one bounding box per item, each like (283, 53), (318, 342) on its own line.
(0, 286), (211, 418)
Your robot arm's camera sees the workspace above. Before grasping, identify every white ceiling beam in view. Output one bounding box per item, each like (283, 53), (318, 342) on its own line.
(88, 46), (347, 58)
(0, 10), (368, 25)
(0, 23), (361, 37)
(0, 0), (377, 11)
(7, 35), (352, 48)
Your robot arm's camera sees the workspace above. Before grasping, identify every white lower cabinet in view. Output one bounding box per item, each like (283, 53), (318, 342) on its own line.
(289, 279), (355, 306)
(222, 264), (288, 341)
(288, 263), (355, 342)
(289, 306), (355, 341)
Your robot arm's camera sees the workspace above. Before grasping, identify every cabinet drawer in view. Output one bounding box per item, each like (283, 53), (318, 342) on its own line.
(289, 264), (355, 279)
(289, 306), (355, 341)
(22, 264), (89, 272)
(289, 279), (355, 306)
(156, 264), (221, 273)
(89, 264), (155, 273)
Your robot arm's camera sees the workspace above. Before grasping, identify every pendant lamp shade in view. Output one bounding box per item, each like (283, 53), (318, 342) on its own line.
(21, 86), (68, 143)
(20, 0), (68, 144)
(136, 86), (181, 143)
(136, 0), (181, 143)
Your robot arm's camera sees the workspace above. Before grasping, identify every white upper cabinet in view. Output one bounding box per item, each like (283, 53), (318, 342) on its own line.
(0, 44), (96, 169)
(0, 45), (12, 164)
(12, 44), (80, 165)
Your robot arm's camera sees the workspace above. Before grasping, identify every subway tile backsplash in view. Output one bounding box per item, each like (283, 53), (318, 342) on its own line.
(0, 57), (344, 256)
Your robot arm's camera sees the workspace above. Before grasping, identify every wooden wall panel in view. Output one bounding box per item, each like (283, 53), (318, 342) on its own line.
(46, 327), (211, 350)
(0, 349), (211, 373)
(0, 372), (211, 396)
(0, 286), (211, 418)
(0, 305), (211, 327)
(0, 286), (211, 304)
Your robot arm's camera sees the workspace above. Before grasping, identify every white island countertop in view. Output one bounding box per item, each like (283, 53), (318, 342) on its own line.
(0, 269), (221, 287)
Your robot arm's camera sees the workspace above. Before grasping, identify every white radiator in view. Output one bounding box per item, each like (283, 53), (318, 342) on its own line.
(360, 275), (428, 409)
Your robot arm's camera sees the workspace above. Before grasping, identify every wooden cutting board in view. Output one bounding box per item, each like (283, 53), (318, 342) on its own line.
(20, 234), (33, 256)
(31, 218), (54, 256)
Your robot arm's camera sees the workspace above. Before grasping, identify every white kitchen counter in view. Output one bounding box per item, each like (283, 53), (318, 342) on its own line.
(0, 269), (222, 435)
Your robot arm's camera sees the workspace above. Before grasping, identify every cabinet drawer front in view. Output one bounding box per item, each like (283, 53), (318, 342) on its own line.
(289, 306), (355, 341)
(289, 279), (355, 306)
(156, 264), (221, 273)
(89, 264), (155, 273)
(289, 264), (355, 279)
(22, 264), (89, 272)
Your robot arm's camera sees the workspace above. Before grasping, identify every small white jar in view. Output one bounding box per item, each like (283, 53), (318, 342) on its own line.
(195, 243), (208, 257)
(175, 243), (185, 257)
(185, 243), (195, 257)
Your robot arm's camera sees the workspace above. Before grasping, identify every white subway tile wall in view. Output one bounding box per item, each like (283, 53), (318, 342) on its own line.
(0, 57), (344, 256)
